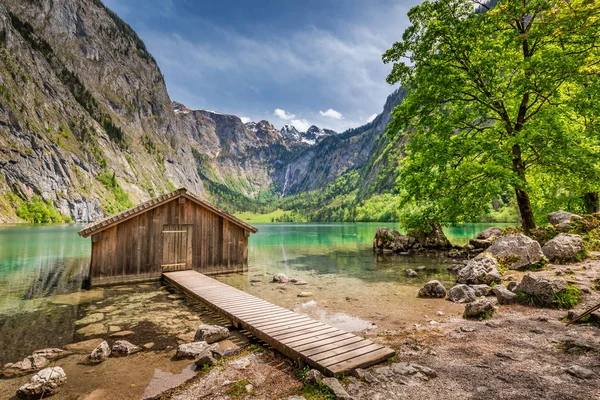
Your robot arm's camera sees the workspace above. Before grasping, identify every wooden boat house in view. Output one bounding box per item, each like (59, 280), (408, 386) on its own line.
(78, 188), (258, 286)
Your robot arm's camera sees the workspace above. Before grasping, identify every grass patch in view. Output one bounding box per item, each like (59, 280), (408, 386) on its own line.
(227, 379), (252, 397)
(234, 209), (292, 223)
(96, 172), (134, 214)
(516, 285), (581, 309)
(297, 382), (336, 400)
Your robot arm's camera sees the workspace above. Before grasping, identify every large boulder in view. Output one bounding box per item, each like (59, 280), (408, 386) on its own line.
(470, 227), (504, 249)
(194, 325), (230, 344)
(408, 221), (452, 249)
(514, 274), (567, 307)
(17, 367), (67, 398)
(456, 253), (502, 285)
(418, 280), (447, 298)
(448, 284), (477, 303)
(464, 298), (497, 319)
(485, 233), (546, 270)
(542, 234), (585, 262)
(372, 227), (417, 253)
(548, 210), (582, 227)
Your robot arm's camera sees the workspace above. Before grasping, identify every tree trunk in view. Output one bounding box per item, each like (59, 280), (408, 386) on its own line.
(583, 192), (599, 214)
(512, 144), (536, 233)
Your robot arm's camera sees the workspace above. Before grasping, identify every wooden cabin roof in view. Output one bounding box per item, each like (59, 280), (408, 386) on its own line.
(78, 188), (258, 238)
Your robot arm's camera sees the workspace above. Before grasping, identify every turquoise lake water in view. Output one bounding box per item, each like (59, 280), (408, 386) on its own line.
(0, 222), (511, 362)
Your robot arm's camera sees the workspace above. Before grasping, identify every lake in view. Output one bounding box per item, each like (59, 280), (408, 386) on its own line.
(0, 222), (509, 363)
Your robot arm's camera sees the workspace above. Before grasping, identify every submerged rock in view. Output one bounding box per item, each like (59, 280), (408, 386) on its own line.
(514, 274), (567, 307)
(464, 298), (497, 319)
(405, 269), (418, 278)
(273, 273), (289, 283)
(194, 325), (230, 344)
(372, 227), (417, 253)
(76, 323), (108, 336)
(448, 284), (477, 303)
(2, 355), (48, 378)
(111, 340), (141, 357)
(485, 233), (546, 270)
(31, 348), (67, 360)
(548, 210), (582, 227)
(457, 253), (501, 285)
(418, 280), (447, 298)
(64, 338), (104, 354)
(74, 312), (105, 326)
(89, 341), (111, 363)
(542, 234), (585, 262)
(17, 367), (67, 398)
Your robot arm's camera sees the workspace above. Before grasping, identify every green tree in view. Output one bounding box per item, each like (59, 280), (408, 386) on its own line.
(383, 0), (600, 233)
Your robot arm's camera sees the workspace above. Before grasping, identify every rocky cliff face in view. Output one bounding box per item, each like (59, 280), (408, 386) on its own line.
(0, 0), (405, 222)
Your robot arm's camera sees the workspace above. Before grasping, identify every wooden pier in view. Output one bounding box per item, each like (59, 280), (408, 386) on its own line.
(163, 270), (395, 376)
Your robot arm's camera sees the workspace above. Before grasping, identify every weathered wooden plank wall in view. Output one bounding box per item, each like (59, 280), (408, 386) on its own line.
(88, 198), (249, 285)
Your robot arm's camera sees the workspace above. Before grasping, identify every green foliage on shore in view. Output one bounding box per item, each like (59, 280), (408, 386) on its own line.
(383, 0), (600, 232)
(11, 195), (72, 223)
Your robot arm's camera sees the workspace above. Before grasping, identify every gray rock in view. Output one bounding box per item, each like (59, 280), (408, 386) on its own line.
(447, 264), (464, 276)
(515, 274), (567, 307)
(322, 377), (352, 400)
(194, 349), (217, 368)
(175, 341), (209, 359)
(448, 284), (477, 303)
(464, 298), (497, 319)
(2, 355), (48, 378)
(111, 340), (140, 357)
(373, 227), (418, 253)
(457, 253), (502, 285)
(418, 280), (447, 298)
(194, 325), (230, 343)
(492, 286), (517, 305)
(273, 273), (289, 283)
(390, 362), (437, 378)
(17, 367), (67, 398)
(207, 343), (225, 360)
(548, 210), (582, 226)
(303, 369), (324, 384)
(486, 233), (546, 270)
(542, 234), (585, 262)
(286, 397), (307, 400)
(409, 221), (452, 249)
(507, 281), (519, 292)
(89, 340), (110, 363)
(471, 284), (493, 296)
(405, 269), (418, 278)
(477, 227), (504, 240)
(565, 365), (597, 380)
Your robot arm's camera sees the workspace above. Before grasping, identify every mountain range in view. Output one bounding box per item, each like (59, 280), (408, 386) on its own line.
(0, 0), (405, 222)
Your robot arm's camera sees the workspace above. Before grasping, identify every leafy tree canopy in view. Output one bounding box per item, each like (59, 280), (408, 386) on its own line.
(383, 0), (600, 232)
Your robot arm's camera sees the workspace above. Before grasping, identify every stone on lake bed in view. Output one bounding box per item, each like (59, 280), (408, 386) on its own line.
(17, 367), (67, 398)
(76, 323), (107, 336)
(32, 348), (67, 360)
(111, 340), (141, 357)
(64, 338), (105, 354)
(75, 313), (105, 326)
(298, 292), (313, 297)
(110, 330), (135, 338)
(2, 355), (48, 378)
(142, 342), (155, 349)
(405, 269), (418, 278)
(273, 273), (289, 283)
(194, 325), (230, 343)
(88, 341), (110, 363)
(418, 280), (447, 298)
(294, 280), (308, 285)
(49, 289), (104, 305)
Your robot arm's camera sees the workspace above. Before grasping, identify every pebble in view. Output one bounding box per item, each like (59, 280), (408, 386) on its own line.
(110, 330), (135, 338)
(298, 292), (313, 297)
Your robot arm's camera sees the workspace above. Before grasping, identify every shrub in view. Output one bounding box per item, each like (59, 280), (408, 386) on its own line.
(15, 195), (72, 223)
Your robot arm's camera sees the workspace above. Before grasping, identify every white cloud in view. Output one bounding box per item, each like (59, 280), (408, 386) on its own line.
(290, 119), (311, 132)
(319, 109), (344, 120)
(367, 113), (378, 123)
(240, 116), (251, 124)
(273, 108), (296, 120)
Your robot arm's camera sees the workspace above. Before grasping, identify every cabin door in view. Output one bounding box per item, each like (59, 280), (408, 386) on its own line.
(161, 224), (193, 272)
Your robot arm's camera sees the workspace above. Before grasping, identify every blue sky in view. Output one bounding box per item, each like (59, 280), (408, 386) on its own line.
(103, 0), (422, 132)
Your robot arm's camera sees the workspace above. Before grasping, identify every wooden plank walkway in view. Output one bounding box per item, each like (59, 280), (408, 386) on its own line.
(163, 270), (395, 376)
